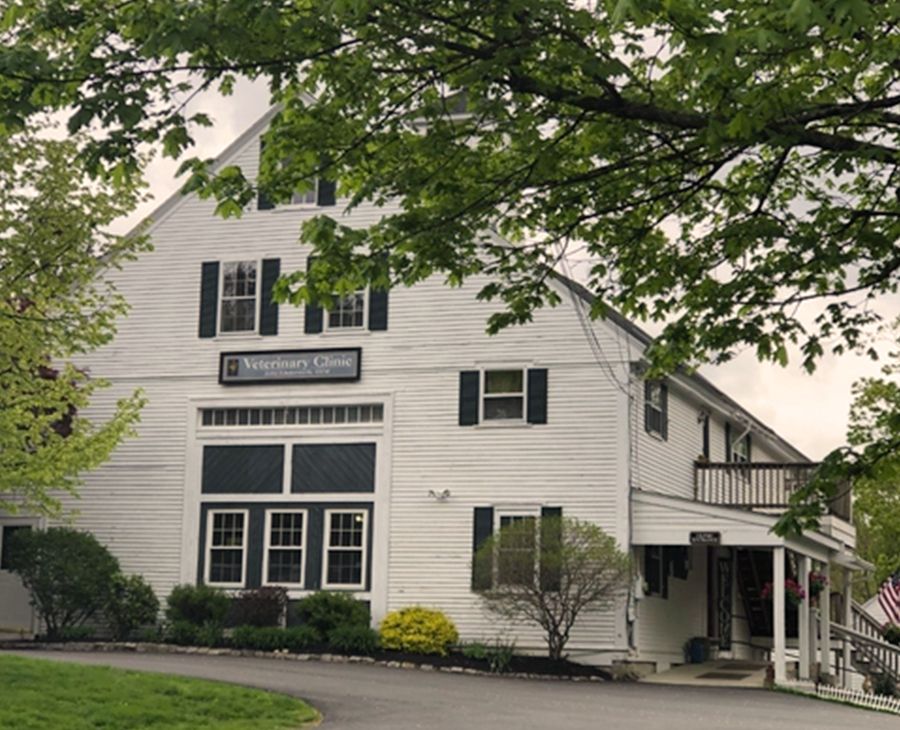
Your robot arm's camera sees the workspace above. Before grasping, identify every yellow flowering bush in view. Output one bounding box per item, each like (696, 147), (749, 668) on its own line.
(378, 606), (458, 656)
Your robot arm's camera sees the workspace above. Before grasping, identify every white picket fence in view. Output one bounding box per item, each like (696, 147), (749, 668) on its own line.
(780, 680), (900, 715)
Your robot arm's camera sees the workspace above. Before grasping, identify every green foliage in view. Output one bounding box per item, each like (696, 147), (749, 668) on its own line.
(293, 591), (369, 637)
(55, 626), (95, 642)
(459, 642), (488, 661)
(4, 527), (120, 640)
(165, 621), (200, 647)
(229, 625), (320, 653)
(474, 517), (629, 660)
(883, 625), (900, 647)
(379, 607), (459, 656)
(165, 584), (230, 627)
(104, 574), (159, 641)
(327, 625), (380, 655)
(0, 134), (147, 516)
(485, 639), (516, 674)
(227, 586), (288, 628)
(872, 673), (897, 698)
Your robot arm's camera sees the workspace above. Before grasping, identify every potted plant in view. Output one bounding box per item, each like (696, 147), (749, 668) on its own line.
(808, 571), (828, 603)
(761, 578), (806, 606)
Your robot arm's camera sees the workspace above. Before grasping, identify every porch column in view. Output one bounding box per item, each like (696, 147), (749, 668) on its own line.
(798, 554), (811, 680)
(842, 566), (852, 688)
(820, 562), (832, 681)
(773, 546), (786, 682)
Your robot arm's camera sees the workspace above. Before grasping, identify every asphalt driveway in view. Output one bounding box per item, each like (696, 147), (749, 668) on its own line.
(6, 650), (895, 729)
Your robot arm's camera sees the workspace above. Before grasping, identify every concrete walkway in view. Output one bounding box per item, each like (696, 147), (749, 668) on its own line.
(641, 659), (769, 688)
(6, 650), (895, 730)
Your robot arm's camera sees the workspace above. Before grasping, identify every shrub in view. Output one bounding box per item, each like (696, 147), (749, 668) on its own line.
(166, 584), (229, 627)
(379, 607), (458, 656)
(283, 626), (321, 653)
(230, 625), (320, 653)
(4, 527), (120, 640)
(165, 621), (199, 646)
(460, 642), (488, 661)
(294, 591), (369, 637)
(55, 626), (95, 642)
(873, 673), (897, 698)
(883, 624), (900, 647)
(328, 625), (379, 655)
(486, 639), (516, 674)
(136, 625), (164, 643)
(227, 586), (288, 628)
(105, 574), (159, 641)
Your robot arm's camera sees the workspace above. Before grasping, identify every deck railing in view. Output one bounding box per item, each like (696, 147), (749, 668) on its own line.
(694, 462), (852, 522)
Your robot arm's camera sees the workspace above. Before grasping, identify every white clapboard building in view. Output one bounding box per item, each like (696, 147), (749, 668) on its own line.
(1, 107), (884, 684)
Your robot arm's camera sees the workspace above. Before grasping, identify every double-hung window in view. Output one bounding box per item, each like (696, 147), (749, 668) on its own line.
(644, 380), (668, 439)
(731, 434), (751, 463)
(496, 514), (537, 587)
(323, 510), (367, 589)
(264, 510), (306, 587)
(482, 369), (525, 422)
(291, 179), (318, 206)
(327, 291), (366, 330)
(207, 510), (247, 587)
(220, 260), (258, 333)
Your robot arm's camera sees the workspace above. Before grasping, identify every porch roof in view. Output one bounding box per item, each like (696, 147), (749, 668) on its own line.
(630, 490), (850, 565)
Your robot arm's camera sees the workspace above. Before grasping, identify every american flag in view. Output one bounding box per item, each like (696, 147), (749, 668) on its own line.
(879, 572), (900, 625)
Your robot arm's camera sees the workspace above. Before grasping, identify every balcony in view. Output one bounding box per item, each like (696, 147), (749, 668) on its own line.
(694, 462), (852, 523)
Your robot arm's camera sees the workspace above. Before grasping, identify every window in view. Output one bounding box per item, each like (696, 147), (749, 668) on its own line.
(323, 510), (367, 589)
(497, 515), (537, 586)
(206, 510), (247, 587)
(327, 291), (366, 330)
(0, 525), (30, 571)
(731, 433), (751, 463)
(700, 413), (710, 460)
(644, 380), (668, 439)
(291, 179), (319, 206)
(200, 404), (384, 428)
(220, 261), (258, 333)
(264, 511), (306, 586)
(482, 369), (525, 422)
(644, 545), (667, 598)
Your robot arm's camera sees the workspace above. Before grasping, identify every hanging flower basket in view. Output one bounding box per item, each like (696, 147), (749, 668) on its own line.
(808, 571), (828, 600)
(761, 578), (806, 606)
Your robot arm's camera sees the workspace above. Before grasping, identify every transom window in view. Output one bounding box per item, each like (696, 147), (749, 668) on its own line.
(265, 511), (306, 586)
(482, 369), (525, 421)
(497, 515), (537, 586)
(207, 511), (247, 587)
(200, 404), (384, 428)
(327, 291), (366, 329)
(220, 261), (258, 333)
(323, 510), (367, 589)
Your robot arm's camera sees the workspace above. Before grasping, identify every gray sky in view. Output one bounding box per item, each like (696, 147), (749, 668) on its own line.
(115, 79), (899, 461)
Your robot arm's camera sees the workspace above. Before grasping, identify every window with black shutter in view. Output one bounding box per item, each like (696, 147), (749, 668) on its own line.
(644, 380), (668, 440)
(644, 546), (667, 598)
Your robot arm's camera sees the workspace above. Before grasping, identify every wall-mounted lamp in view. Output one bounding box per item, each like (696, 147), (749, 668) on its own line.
(428, 489), (451, 502)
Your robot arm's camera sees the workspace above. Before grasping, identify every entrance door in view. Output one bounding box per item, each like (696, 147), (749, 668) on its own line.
(706, 547), (734, 651)
(0, 520), (36, 635)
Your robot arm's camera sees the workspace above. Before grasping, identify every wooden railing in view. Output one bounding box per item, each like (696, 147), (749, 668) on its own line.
(694, 462), (852, 522)
(831, 620), (900, 685)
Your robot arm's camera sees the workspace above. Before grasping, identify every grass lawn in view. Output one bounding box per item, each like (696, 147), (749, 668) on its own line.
(0, 654), (318, 729)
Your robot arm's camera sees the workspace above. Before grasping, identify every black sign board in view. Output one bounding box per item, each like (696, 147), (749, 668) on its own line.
(219, 348), (361, 385)
(690, 531), (721, 545)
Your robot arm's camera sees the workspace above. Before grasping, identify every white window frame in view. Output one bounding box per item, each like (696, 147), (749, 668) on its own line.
(480, 368), (528, 424)
(645, 381), (665, 437)
(205, 509), (249, 588)
(493, 507), (540, 587)
(322, 508), (368, 590)
(324, 289), (368, 332)
(289, 178), (320, 207)
(262, 509), (308, 588)
(732, 433), (751, 464)
(218, 259), (260, 335)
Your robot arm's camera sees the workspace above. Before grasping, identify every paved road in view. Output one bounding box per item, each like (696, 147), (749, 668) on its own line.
(7, 650), (895, 729)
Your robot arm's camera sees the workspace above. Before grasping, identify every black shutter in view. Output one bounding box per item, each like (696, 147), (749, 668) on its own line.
(644, 380), (653, 434)
(368, 287), (388, 331)
(304, 256), (324, 334)
(527, 368), (548, 424)
(540, 507), (562, 591)
(259, 258), (280, 336)
(725, 422), (732, 462)
(746, 433), (752, 463)
(257, 140), (274, 210)
(459, 371), (480, 426)
(702, 415), (710, 459)
(659, 381), (669, 441)
(198, 261), (219, 338)
(317, 178), (336, 207)
(472, 507), (494, 591)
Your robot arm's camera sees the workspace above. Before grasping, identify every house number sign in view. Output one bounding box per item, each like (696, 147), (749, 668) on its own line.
(219, 348), (361, 384)
(690, 531), (721, 545)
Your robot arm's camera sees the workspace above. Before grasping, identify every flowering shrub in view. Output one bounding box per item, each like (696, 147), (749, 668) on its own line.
(761, 578), (805, 605)
(379, 606), (458, 656)
(808, 572), (828, 599)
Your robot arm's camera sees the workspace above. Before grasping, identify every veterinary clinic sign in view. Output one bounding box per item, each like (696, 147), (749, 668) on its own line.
(219, 349), (361, 384)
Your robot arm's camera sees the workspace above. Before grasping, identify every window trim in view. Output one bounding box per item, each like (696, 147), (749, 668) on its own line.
(493, 507), (540, 588)
(731, 433), (751, 463)
(644, 380), (667, 439)
(262, 509), (308, 589)
(321, 508), (368, 590)
(205, 509), (249, 588)
(289, 178), (320, 208)
(218, 259), (260, 335)
(323, 289), (369, 332)
(479, 367), (528, 425)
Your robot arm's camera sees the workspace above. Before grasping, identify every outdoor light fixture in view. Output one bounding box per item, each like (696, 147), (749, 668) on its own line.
(428, 489), (451, 502)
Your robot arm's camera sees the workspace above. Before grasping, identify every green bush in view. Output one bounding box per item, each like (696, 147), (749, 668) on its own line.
(3, 527), (120, 640)
(328, 625), (379, 655)
(230, 625), (320, 653)
(165, 621), (199, 646)
(196, 622), (224, 647)
(55, 626), (95, 642)
(165, 584), (229, 627)
(459, 642), (488, 660)
(105, 574), (159, 641)
(873, 672), (897, 698)
(883, 624), (900, 647)
(379, 606), (458, 656)
(294, 591), (368, 637)
(486, 639), (516, 674)
(227, 586), (287, 628)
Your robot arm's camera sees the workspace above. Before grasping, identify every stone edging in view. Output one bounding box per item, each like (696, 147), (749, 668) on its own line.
(0, 641), (608, 682)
